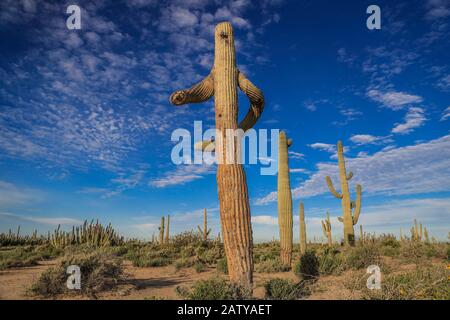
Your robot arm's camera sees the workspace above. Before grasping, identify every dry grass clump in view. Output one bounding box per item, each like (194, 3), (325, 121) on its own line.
(30, 252), (124, 298)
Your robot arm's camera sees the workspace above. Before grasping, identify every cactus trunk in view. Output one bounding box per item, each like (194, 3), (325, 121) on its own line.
(165, 215), (170, 243)
(325, 141), (362, 246)
(321, 211), (332, 247)
(277, 131), (293, 267)
(198, 208), (211, 241)
(169, 22), (264, 289)
(159, 216), (165, 244)
(299, 202), (307, 254)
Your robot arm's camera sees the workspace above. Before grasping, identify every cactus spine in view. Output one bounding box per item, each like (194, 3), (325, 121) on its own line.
(325, 141), (362, 246)
(321, 211), (332, 247)
(299, 202), (307, 254)
(165, 215), (170, 243)
(278, 131), (293, 266)
(159, 216), (165, 244)
(169, 22), (264, 289)
(198, 208), (211, 241)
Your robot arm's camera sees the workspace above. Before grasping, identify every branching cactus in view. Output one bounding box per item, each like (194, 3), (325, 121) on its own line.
(299, 202), (307, 254)
(198, 208), (211, 241)
(278, 131), (293, 266)
(169, 22), (264, 289)
(159, 216), (165, 244)
(321, 211), (332, 247)
(325, 141), (362, 246)
(165, 215), (170, 243)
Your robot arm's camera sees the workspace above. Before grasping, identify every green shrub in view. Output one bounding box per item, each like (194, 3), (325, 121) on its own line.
(174, 258), (194, 270)
(264, 278), (309, 300)
(176, 278), (251, 300)
(30, 253), (124, 297)
(360, 265), (449, 300)
(196, 244), (224, 265)
(380, 245), (400, 257)
(255, 258), (290, 273)
(216, 258), (228, 274)
(194, 261), (206, 273)
(345, 244), (380, 270)
(318, 248), (343, 275)
(294, 250), (319, 280)
(0, 245), (62, 270)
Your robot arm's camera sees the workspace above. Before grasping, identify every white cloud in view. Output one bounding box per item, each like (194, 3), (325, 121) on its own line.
(391, 107), (427, 134)
(367, 89), (423, 110)
(308, 143), (336, 153)
(149, 164), (215, 188)
(256, 135), (450, 204)
(252, 215), (278, 225)
(289, 151), (304, 159)
(0, 181), (43, 208)
(0, 212), (82, 226)
(350, 134), (387, 145)
(441, 106), (450, 121)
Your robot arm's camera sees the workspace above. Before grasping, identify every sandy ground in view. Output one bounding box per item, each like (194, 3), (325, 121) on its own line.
(0, 259), (358, 300)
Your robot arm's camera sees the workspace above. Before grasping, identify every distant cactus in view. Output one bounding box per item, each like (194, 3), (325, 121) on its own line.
(411, 219), (429, 242)
(169, 22), (264, 289)
(278, 131), (293, 267)
(159, 216), (165, 244)
(325, 141), (362, 246)
(197, 208), (211, 241)
(321, 211), (332, 247)
(359, 225), (364, 244)
(299, 202), (307, 254)
(165, 215), (170, 243)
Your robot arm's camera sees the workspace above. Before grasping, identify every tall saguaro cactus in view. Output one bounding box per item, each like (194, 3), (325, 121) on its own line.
(321, 211), (332, 247)
(159, 216), (165, 244)
(169, 22), (264, 289)
(277, 131), (293, 267)
(325, 141), (362, 246)
(198, 208), (211, 241)
(299, 202), (307, 254)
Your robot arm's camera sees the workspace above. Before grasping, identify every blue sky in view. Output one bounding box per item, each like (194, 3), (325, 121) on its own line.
(0, 0), (449, 242)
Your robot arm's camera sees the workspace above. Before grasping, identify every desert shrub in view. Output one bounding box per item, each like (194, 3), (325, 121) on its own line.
(360, 265), (449, 300)
(264, 278), (310, 300)
(30, 253), (124, 298)
(399, 241), (443, 260)
(216, 258), (228, 274)
(194, 261), (206, 273)
(174, 258), (194, 270)
(380, 245), (400, 257)
(171, 231), (202, 247)
(176, 278), (251, 300)
(0, 245), (62, 270)
(253, 243), (279, 263)
(447, 246), (450, 261)
(127, 246), (175, 267)
(318, 247), (343, 275)
(380, 234), (400, 248)
(196, 244), (224, 265)
(255, 257), (289, 273)
(294, 250), (319, 280)
(180, 245), (196, 258)
(344, 244), (380, 270)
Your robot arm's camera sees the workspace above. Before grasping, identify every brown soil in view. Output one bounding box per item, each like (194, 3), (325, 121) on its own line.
(0, 258), (358, 300)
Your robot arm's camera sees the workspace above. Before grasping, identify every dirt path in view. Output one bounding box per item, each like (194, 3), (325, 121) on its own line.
(0, 259), (59, 300)
(0, 259), (355, 300)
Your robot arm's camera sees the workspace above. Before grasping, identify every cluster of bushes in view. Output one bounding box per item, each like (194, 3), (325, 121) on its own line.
(0, 245), (62, 270)
(30, 252), (124, 298)
(176, 277), (251, 300)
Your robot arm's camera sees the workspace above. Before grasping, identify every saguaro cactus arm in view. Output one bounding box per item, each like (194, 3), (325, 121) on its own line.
(169, 73), (214, 105)
(326, 176), (343, 199)
(352, 184), (362, 225)
(347, 171), (353, 180)
(237, 71), (265, 131)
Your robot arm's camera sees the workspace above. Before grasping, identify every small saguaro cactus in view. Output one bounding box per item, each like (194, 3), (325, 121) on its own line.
(359, 225), (364, 244)
(159, 216), (165, 244)
(278, 131), (293, 267)
(198, 208), (211, 241)
(299, 202), (307, 254)
(325, 141), (362, 246)
(321, 211), (332, 247)
(165, 215), (170, 243)
(169, 22), (264, 289)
